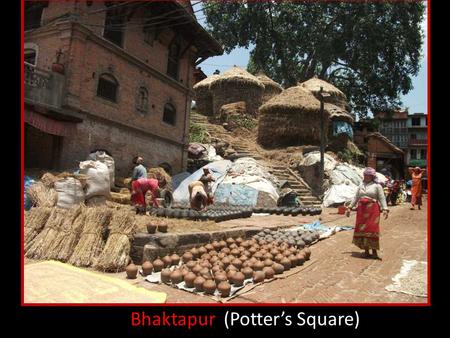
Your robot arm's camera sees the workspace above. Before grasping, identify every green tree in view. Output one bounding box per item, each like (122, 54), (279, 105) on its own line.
(203, 1), (425, 119)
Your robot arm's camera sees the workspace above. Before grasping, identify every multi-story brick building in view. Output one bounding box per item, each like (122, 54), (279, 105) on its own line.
(24, 1), (222, 177)
(376, 110), (409, 151)
(406, 113), (428, 169)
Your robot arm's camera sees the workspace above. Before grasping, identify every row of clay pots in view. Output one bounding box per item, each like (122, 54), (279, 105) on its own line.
(145, 223), (168, 234)
(252, 206), (322, 216)
(150, 207), (252, 222)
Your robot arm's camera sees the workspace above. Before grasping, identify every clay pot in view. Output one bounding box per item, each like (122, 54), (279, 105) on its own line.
(203, 279), (216, 295)
(303, 247), (311, 260)
(200, 261), (212, 269)
(221, 247), (231, 255)
(222, 257), (231, 268)
(190, 264), (201, 275)
(146, 224), (157, 234)
(249, 247), (258, 256)
(184, 272), (197, 288)
(198, 246), (207, 256)
(282, 250), (292, 257)
(259, 249), (268, 255)
(205, 243), (214, 252)
(231, 258), (243, 270)
(263, 267), (275, 279)
(259, 239), (267, 246)
(239, 255), (249, 262)
(226, 270), (237, 283)
(157, 224), (168, 233)
(270, 249), (279, 256)
(225, 264), (238, 273)
(229, 244), (238, 250)
(274, 254), (284, 263)
(280, 257), (292, 270)
(219, 240), (227, 249)
(272, 263), (284, 275)
(162, 255), (172, 267)
(194, 276), (206, 292)
(253, 252), (263, 260)
(227, 255), (235, 261)
(170, 270), (183, 284)
(186, 260), (197, 270)
(202, 271), (213, 280)
(141, 261), (153, 276)
(209, 250), (218, 257)
(126, 263), (138, 279)
(190, 248), (200, 259)
(199, 267), (210, 276)
(235, 237), (244, 245)
(242, 267), (254, 279)
(218, 281), (231, 297)
(161, 269), (172, 283)
(243, 250), (251, 257)
(152, 258), (164, 272)
(212, 241), (221, 251)
(233, 271), (245, 287)
(182, 252), (193, 263)
(218, 252), (226, 260)
(289, 247), (297, 254)
(226, 238), (235, 246)
(211, 265), (223, 274)
(288, 254), (298, 267)
(170, 254), (181, 266)
(241, 240), (251, 249)
(253, 261), (265, 271)
(51, 62), (65, 74)
(237, 246), (245, 254)
(253, 270), (265, 283)
(263, 259), (274, 267)
(214, 272), (228, 285)
(263, 253), (274, 260)
(210, 256), (220, 265)
(201, 253), (212, 261)
(242, 261), (251, 268)
(296, 253), (305, 265)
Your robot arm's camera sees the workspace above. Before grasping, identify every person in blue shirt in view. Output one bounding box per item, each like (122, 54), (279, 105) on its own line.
(132, 156), (147, 181)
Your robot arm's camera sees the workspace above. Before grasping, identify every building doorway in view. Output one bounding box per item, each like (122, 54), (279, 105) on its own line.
(25, 123), (62, 170)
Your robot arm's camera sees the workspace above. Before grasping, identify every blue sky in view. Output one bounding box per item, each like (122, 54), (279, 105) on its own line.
(194, 2), (428, 114)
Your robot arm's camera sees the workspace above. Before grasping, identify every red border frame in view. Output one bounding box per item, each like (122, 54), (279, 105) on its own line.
(21, 0), (431, 307)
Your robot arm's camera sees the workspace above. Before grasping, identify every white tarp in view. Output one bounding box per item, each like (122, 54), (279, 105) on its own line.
(204, 144), (223, 162)
(87, 151), (115, 188)
(323, 181), (358, 207)
(79, 160), (111, 199)
(300, 151), (337, 172)
(55, 177), (85, 209)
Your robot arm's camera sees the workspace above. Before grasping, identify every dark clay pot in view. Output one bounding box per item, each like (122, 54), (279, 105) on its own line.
(146, 224), (157, 234)
(158, 224), (168, 233)
(126, 263), (138, 279)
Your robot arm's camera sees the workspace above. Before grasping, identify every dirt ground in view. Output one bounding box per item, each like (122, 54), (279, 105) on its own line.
(25, 196), (428, 304)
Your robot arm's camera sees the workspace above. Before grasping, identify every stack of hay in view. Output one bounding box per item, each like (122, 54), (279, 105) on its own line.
(256, 73), (283, 104)
(147, 167), (172, 190)
(210, 66), (265, 117)
(258, 86), (330, 147)
(193, 74), (221, 116)
(24, 207), (53, 247)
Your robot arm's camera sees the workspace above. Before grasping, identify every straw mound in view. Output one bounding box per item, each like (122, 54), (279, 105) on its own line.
(26, 182), (57, 208)
(256, 73), (283, 92)
(325, 103), (354, 123)
(95, 209), (137, 272)
(299, 76), (347, 100)
(259, 86), (322, 115)
(147, 167), (172, 189)
(210, 67), (265, 89)
(24, 207), (53, 246)
(193, 74), (221, 90)
(25, 208), (68, 258)
(68, 207), (113, 267)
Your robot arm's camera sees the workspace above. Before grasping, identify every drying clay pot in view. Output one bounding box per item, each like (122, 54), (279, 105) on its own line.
(170, 270), (183, 284)
(214, 272), (228, 285)
(226, 238), (235, 246)
(126, 263), (138, 279)
(253, 261), (265, 271)
(141, 261), (153, 276)
(192, 264), (203, 275)
(194, 276), (206, 292)
(184, 272), (197, 287)
(288, 254), (298, 267)
(239, 255), (249, 262)
(190, 248), (199, 259)
(182, 252), (193, 263)
(219, 240), (227, 249)
(162, 255), (172, 267)
(272, 263), (284, 275)
(146, 224), (157, 234)
(200, 261), (212, 269)
(152, 258), (164, 272)
(161, 269), (172, 283)
(296, 253), (305, 265)
(280, 257), (292, 270)
(233, 272), (245, 287)
(221, 247), (231, 255)
(212, 241), (221, 251)
(242, 267), (254, 279)
(263, 266), (275, 279)
(222, 257), (231, 268)
(203, 280), (216, 295)
(231, 258), (243, 270)
(226, 270), (237, 283)
(198, 246), (207, 255)
(186, 260), (197, 270)
(303, 247), (311, 260)
(218, 281), (231, 297)
(157, 224), (168, 233)
(170, 254), (180, 266)
(253, 271), (265, 283)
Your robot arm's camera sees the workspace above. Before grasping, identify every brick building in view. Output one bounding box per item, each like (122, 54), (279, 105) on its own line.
(406, 113), (428, 169)
(24, 1), (222, 177)
(366, 132), (404, 179)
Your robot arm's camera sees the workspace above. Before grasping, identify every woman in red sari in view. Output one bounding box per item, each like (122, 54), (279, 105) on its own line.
(131, 178), (160, 214)
(346, 167), (389, 259)
(408, 167), (426, 210)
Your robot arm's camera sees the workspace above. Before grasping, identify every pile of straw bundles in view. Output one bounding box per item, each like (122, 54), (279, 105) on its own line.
(25, 207), (68, 258)
(110, 192), (130, 205)
(26, 181), (57, 208)
(44, 204), (86, 261)
(147, 167), (172, 190)
(95, 209), (137, 272)
(68, 206), (113, 267)
(24, 207), (52, 246)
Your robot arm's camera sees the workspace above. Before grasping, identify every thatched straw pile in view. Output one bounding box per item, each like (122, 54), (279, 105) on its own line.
(324, 103), (354, 124)
(25, 207), (68, 258)
(68, 206), (113, 267)
(193, 75), (220, 116)
(299, 76), (351, 114)
(24, 207), (52, 246)
(147, 167), (172, 189)
(256, 73), (283, 104)
(257, 86), (329, 147)
(94, 209), (137, 272)
(41, 205), (85, 261)
(26, 182), (57, 208)
(210, 67), (265, 117)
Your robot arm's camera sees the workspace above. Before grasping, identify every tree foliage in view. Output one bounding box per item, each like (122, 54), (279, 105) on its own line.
(203, 1), (425, 118)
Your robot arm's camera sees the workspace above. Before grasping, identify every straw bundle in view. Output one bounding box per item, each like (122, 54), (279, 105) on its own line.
(147, 167), (172, 189)
(257, 86), (329, 147)
(24, 207), (52, 246)
(68, 207), (113, 267)
(40, 173), (58, 188)
(26, 182), (57, 208)
(110, 192), (130, 204)
(210, 67), (265, 116)
(256, 73), (283, 104)
(25, 207), (68, 258)
(299, 76), (350, 112)
(193, 74), (220, 116)
(94, 209), (137, 272)
(325, 103), (354, 124)
(42, 205), (85, 261)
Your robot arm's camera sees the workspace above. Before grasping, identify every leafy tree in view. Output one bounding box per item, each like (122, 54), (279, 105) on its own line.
(203, 1), (425, 118)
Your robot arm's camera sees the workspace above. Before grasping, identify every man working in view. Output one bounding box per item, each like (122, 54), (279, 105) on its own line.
(199, 167), (215, 205)
(132, 156), (147, 181)
(188, 181), (209, 211)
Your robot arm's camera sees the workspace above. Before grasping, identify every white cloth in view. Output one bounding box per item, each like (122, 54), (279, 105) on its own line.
(350, 181), (388, 210)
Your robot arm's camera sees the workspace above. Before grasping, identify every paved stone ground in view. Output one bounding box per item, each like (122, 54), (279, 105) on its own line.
(24, 197), (428, 304)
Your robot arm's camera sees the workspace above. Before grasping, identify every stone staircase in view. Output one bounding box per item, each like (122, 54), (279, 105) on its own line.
(190, 112), (322, 206)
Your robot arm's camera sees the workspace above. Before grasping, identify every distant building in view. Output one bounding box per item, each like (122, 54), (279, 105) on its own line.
(406, 113), (428, 169)
(366, 132), (405, 179)
(375, 110), (409, 151)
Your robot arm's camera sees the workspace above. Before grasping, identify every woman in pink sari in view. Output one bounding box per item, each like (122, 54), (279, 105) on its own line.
(347, 167), (389, 259)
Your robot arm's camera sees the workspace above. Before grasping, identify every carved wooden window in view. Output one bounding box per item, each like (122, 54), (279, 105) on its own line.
(97, 74), (118, 102)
